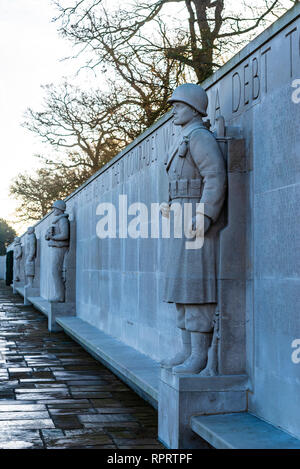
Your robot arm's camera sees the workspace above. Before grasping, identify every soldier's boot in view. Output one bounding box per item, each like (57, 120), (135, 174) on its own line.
(25, 277), (33, 288)
(172, 332), (212, 374)
(160, 330), (191, 368)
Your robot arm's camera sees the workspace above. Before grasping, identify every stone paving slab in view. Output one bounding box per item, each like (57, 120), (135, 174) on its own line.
(0, 429), (44, 449)
(0, 281), (164, 449)
(0, 403), (46, 412)
(0, 419), (55, 429)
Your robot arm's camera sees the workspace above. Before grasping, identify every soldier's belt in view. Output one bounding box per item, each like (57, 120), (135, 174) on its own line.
(169, 178), (202, 200)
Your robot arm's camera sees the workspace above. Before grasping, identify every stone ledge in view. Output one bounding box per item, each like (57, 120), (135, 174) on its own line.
(15, 286), (25, 297)
(191, 413), (300, 449)
(56, 316), (160, 409)
(27, 296), (50, 317)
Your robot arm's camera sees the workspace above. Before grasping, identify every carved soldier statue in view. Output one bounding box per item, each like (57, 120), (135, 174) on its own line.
(45, 200), (70, 302)
(13, 237), (22, 282)
(25, 227), (37, 288)
(160, 83), (227, 374)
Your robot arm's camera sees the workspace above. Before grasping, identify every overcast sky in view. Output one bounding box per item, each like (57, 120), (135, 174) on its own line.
(0, 1), (68, 223)
(0, 0), (101, 230)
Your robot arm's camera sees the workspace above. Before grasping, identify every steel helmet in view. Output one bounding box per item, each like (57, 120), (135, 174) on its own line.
(168, 83), (208, 117)
(52, 200), (66, 212)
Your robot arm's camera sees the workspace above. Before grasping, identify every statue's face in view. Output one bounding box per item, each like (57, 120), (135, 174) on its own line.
(53, 208), (63, 216)
(172, 101), (197, 126)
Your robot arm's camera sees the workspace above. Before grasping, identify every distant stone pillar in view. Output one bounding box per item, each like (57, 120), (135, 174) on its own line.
(24, 227), (39, 306)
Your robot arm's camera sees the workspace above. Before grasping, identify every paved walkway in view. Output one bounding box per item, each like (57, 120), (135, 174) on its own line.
(0, 281), (164, 449)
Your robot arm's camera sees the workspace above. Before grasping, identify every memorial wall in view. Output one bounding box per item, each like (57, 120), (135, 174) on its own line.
(8, 4), (300, 447)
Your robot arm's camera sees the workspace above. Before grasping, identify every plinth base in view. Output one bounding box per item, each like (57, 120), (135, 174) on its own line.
(158, 368), (249, 449)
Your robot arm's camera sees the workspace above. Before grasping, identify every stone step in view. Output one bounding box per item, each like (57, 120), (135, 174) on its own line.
(56, 316), (159, 409)
(27, 297), (50, 317)
(191, 412), (300, 449)
(15, 286), (25, 297)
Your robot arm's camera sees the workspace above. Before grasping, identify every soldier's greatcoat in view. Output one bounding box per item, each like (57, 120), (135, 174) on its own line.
(163, 120), (227, 304)
(25, 232), (36, 278)
(45, 213), (70, 302)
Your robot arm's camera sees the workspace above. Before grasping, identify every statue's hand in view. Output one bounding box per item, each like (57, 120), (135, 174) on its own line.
(189, 214), (211, 238)
(45, 227), (53, 240)
(160, 202), (170, 219)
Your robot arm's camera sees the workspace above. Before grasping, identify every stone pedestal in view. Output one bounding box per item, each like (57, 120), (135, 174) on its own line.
(48, 302), (76, 332)
(24, 287), (40, 306)
(13, 281), (25, 295)
(158, 368), (249, 449)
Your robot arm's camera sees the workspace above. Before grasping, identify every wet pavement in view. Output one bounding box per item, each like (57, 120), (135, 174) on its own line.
(0, 281), (164, 449)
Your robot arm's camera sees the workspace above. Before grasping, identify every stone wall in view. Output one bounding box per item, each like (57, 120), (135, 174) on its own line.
(0, 256), (6, 280)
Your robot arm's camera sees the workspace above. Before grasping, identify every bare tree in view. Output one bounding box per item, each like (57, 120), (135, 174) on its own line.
(53, 0), (295, 83)
(23, 45), (186, 164)
(14, 0), (295, 222)
(0, 219), (16, 255)
(23, 82), (132, 174)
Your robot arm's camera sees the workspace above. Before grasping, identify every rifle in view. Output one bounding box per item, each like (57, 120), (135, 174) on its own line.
(200, 310), (220, 376)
